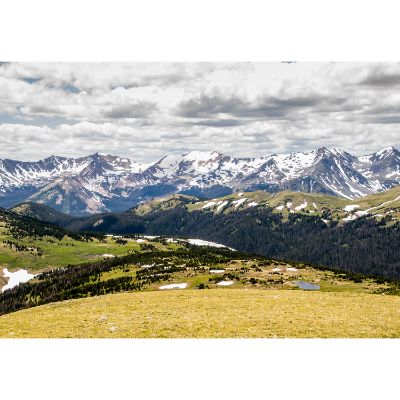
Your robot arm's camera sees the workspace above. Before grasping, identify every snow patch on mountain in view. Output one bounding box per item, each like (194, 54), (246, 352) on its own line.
(295, 201), (307, 211)
(187, 238), (233, 249)
(231, 198), (247, 209)
(216, 200), (229, 212)
(202, 201), (216, 209)
(1, 146), (400, 214)
(343, 205), (359, 212)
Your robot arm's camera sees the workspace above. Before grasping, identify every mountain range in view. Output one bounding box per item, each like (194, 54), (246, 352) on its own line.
(1, 146), (400, 215)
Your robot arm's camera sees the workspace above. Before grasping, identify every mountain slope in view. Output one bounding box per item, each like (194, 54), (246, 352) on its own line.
(0, 152), (147, 215)
(2, 147), (400, 214)
(10, 201), (75, 225)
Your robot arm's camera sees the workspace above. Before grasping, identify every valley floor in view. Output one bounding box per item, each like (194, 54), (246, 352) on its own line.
(1, 289), (400, 338)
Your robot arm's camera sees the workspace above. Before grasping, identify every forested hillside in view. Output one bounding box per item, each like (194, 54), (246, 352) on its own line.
(129, 206), (400, 279)
(10, 188), (400, 279)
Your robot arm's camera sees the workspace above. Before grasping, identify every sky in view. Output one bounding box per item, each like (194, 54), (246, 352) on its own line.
(0, 62), (400, 162)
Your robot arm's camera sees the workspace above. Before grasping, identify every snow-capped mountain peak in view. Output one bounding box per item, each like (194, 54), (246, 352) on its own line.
(1, 146), (400, 214)
(375, 146), (399, 159)
(182, 150), (223, 162)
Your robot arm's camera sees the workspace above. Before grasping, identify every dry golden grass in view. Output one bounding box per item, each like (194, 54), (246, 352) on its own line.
(1, 289), (400, 338)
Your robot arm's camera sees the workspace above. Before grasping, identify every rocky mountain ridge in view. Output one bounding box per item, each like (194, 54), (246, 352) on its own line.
(1, 146), (400, 214)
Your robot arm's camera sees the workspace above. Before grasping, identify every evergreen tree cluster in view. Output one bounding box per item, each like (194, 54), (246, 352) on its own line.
(2, 239), (43, 254)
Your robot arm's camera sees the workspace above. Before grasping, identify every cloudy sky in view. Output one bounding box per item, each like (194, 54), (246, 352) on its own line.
(0, 62), (399, 162)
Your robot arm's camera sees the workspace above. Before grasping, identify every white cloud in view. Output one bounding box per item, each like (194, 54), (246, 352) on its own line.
(0, 62), (400, 161)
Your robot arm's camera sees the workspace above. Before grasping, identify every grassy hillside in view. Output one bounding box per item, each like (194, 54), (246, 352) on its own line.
(11, 201), (74, 225)
(0, 232), (142, 271)
(2, 289), (400, 338)
(184, 187), (400, 222)
(2, 240), (397, 316)
(2, 225), (400, 338)
(0, 208), (144, 274)
(133, 194), (196, 216)
(185, 190), (348, 218)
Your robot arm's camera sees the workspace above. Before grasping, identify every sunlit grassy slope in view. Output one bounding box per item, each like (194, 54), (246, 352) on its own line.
(0, 228), (142, 272)
(132, 186), (400, 222)
(1, 289), (400, 338)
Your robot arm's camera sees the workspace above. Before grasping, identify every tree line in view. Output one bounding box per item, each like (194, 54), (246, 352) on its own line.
(0, 246), (245, 315)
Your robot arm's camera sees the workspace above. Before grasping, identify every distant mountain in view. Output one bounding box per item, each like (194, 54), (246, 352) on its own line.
(2, 147), (400, 215)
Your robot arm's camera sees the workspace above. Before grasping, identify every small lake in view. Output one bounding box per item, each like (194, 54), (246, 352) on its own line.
(295, 281), (320, 291)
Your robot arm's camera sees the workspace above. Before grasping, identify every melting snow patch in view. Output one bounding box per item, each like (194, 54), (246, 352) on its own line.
(295, 201), (307, 211)
(202, 201), (216, 209)
(238, 192), (244, 197)
(275, 205), (285, 210)
(231, 198), (247, 209)
(248, 202), (259, 207)
(102, 254), (115, 258)
(313, 202), (318, 210)
(286, 202), (292, 208)
(286, 267), (298, 272)
(159, 283), (187, 290)
(216, 200), (229, 212)
(187, 238), (235, 250)
(271, 267), (281, 272)
(343, 205), (360, 212)
(355, 210), (368, 217)
(2, 268), (36, 292)
(136, 239), (146, 243)
(210, 269), (225, 274)
(217, 281), (234, 286)
(93, 219), (104, 227)
(342, 215), (357, 222)
(141, 263), (155, 268)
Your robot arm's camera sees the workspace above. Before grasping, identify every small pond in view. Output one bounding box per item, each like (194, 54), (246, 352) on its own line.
(295, 280), (320, 291)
